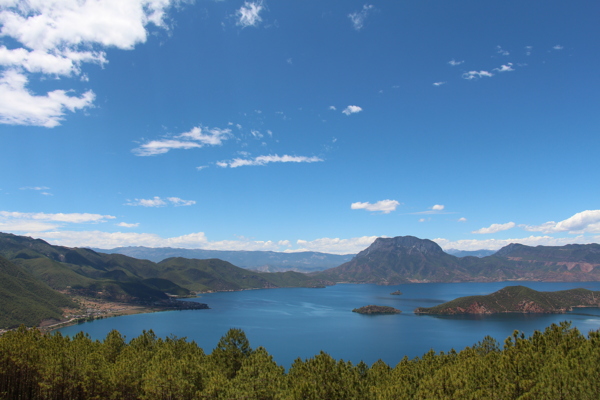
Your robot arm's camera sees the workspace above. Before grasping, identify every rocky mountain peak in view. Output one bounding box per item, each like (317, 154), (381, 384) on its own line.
(357, 236), (446, 258)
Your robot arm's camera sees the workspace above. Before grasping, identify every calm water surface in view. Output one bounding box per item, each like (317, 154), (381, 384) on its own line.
(59, 282), (600, 367)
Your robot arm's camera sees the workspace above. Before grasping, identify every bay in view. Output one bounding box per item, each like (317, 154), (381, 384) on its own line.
(59, 281), (600, 368)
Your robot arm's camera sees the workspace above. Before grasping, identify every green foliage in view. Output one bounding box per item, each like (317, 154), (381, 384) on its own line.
(0, 233), (326, 308)
(1, 322), (600, 399)
(415, 285), (600, 315)
(0, 256), (76, 329)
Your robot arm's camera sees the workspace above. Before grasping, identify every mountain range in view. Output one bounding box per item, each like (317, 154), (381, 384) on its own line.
(317, 236), (600, 284)
(2, 231), (600, 328)
(92, 246), (353, 272)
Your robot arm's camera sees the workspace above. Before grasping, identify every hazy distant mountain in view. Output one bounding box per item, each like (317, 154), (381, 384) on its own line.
(92, 246), (354, 272)
(318, 236), (600, 284)
(445, 249), (496, 258)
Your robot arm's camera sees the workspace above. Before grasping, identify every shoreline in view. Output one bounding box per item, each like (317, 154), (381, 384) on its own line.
(42, 296), (204, 333)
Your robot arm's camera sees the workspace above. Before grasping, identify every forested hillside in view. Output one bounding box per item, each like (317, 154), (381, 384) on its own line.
(0, 256), (75, 329)
(0, 233), (327, 304)
(0, 322), (597, 399)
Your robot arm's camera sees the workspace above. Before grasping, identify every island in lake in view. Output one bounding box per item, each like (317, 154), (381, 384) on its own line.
(414, 285), (600, 315)
(352, 305), (401, 314)
(390, 290), (402, 295)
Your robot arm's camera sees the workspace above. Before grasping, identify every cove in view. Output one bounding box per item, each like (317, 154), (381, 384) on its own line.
(59, 281), (600, 368)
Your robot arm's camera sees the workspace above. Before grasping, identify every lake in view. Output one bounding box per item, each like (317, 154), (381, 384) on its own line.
(59, 281), (600, 368)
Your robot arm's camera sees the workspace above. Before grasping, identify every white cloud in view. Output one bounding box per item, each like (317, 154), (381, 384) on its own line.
(236, 1), (264, 28)
(329, 106), (336, 111)
(196, 165), (208, 171)
(525, 46), (533, 56)
(294, 236), (378, 254)
(462, 70), (494, 80)
(448, 59), (464, 66)
(125, 196), (195, 207)
(217, 154), (323, 168)
(348, 4), (374, 31)
(30, 230), (292, 252)
(472, 222), (516, 234)
(458, 217), (467, 222)
(0, 69), (95, 127)
(434, 235), (600, 252)
(553, 45), (564, 50)
(433, 81), (446, 86)
(496, 46), (510, 56)
(351, 199), (400, 214)
(494, 63), (514, 72)
(126, 196), (166, 207)
(523, 210), (600, 234)
(20, 186), (50, 191)
(342, 105), (362, 116)
(0, 210), (115, 232)
(167, 197), (196, 207)
(117, 222), (139, 228)
(0, 0), (179, 127)
(133, 126), (232, 156)
(412, 204), (448, 215)
(419, 218), (426, 223)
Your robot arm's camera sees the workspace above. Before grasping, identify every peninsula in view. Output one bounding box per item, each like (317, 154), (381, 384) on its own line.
(414, 285), (600, 315)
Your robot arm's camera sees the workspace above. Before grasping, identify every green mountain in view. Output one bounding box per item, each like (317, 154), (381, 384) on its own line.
(0, 256), (75, 329)
(0, 233), (327, 303)
(92, 246), (353, 272)
(318, 236), (513, 284)
(317, 236), (600, 284)
(415, 285), (600, 314)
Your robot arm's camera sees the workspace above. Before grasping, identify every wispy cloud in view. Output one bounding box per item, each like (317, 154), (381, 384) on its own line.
(472, 222), (516, 234)
(525, 46), (533, 56)
(342, 105), (362, 116)
(522, 210), (600, 234)
(125, 196), (196, 207)
(496, 46), (510, 56)
(351, 199), (400, 214)
(0, 210), (115, 232)
(236, 1), (265, 28)
(133, 126), (232, 156)
(0, 0), (178, 127)
(553, 44), (564, 50)
(433, 81), (446, 86)
(494, 63), (515, 72)
(117, 222), (139, 228)
(458, 217), (467, 222)
(462, 70), (494, 80)
(412, 204), (447, 215)
(434, 235), (600, 252)
(448, 59), (464, 66)
(348, 4), (374, 31)
(167, 197), (196, 207)
(217, 154), (323, 168)
(20, 186), (50, 191)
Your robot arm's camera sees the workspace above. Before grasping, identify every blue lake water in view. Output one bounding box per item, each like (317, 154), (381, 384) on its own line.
(59, 282), (600, 368)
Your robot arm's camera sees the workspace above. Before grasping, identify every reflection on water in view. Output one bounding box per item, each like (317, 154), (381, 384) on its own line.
(59, 281), (600, 368)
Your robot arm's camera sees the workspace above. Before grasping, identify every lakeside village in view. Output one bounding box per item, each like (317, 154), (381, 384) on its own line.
(0, 293), (208, 336)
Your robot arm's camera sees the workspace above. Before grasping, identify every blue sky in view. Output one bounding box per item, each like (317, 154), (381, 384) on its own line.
(1, 0), (599, 254)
